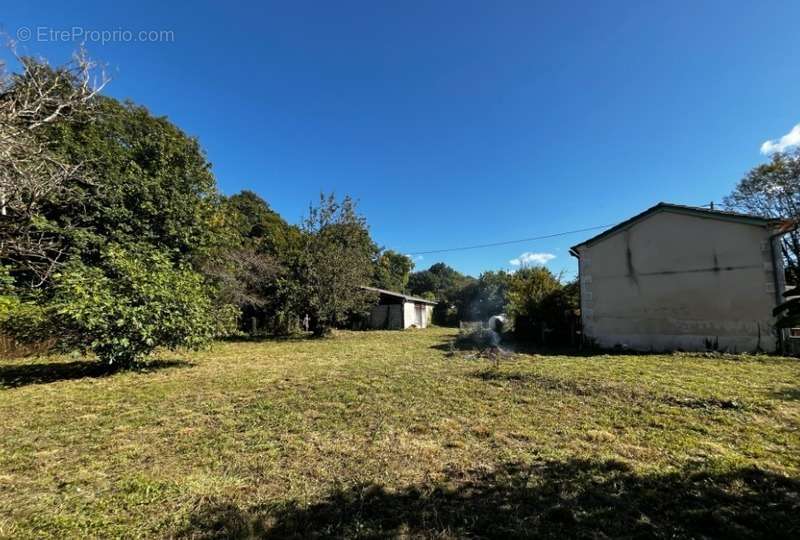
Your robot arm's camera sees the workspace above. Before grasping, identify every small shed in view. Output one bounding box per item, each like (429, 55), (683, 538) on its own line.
(362, 286), (436, 329)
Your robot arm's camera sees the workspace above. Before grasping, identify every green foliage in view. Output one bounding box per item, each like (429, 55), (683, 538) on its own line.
(295, 194), (379, 335)
(373, 250), (414, 292)
(506, 266), (562, 320)
(200, 190), (302, 333)
(408, 262), (473, 301)
(50, 245), (224, 366)
(507, 267), (579, 343)
(0, 265), (13, 294)
(1, 56), (100, 287)
(0, 267), (49, 344)
(0, 294), (50, 345)
(2, 57), (236, 362)
(222, 190), (301, 256)
(43, 96), (219, 261)
(419, 291), (437, 301)
(408, 263), (476, 325)
(724, 148), (800, 284)
(455, 271), (510, 321)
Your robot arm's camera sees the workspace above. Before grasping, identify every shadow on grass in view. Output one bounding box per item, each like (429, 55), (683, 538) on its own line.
(219, 333), (315, 344)
(0, 359), (192, 389)
(430, 337), (618, 358)
(178, 459), (800, 539)
(473, 370), (747, 411)
(771, 387), (800, 401)
(432, 338), (786, 361)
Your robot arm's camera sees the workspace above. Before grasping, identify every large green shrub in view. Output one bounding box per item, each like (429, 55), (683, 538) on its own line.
(0, 266), (49, 344)
(507, 267), (579, 344)
(50, 245), (226, 366)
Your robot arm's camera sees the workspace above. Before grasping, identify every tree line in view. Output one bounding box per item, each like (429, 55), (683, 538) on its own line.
(2, 51), (798, 365)
(0, 52), (398, 365)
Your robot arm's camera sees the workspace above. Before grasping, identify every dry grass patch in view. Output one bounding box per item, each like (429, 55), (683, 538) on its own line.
(1, 328), (799, 538)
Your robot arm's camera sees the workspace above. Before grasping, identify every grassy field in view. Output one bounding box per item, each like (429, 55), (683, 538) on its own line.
(1, 327), (799, 539)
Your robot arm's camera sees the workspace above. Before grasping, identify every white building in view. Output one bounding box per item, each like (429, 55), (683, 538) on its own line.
(570, 203), (790, 352)
(362, 287), (436, 330)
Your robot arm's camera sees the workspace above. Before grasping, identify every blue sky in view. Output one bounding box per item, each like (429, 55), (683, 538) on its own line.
(3, 1), (799, 278)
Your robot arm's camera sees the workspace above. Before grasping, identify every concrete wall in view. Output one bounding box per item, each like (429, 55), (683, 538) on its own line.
(402, 302), (433, 328)
(368, 304), (404, 330)
(403, 302), (416, 329)
(369, 301), (434, 330)
(576, 210), (781, 352)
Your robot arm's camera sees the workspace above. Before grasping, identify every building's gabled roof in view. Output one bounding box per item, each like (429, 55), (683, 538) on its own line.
(570, 202), (775, 253)
(361, 286), (438, 305)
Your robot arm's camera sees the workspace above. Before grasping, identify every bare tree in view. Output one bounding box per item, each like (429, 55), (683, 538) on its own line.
(201, 247), (281, 310)
(0, 43), (107, 286)
(724, 149), (800, 284)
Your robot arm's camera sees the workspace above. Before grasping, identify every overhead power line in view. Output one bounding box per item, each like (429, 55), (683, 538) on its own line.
(406, 224), (616, 255)
(404, 202), (722, 256)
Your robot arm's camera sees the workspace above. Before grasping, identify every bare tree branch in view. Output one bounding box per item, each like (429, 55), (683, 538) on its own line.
(0, 42), (107, 285)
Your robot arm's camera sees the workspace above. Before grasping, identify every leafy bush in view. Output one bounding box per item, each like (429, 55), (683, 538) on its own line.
(50, 245), (224, 367)
(507, 267), (579, 344)
(0, 266), (51, 346)
(0, 294), (50, 345)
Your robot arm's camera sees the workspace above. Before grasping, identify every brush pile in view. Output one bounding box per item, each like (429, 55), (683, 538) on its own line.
(450, 327), (512, 366)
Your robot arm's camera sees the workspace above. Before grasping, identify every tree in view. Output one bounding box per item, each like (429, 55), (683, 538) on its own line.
(2, 60), (220, 290)
(408, 263), (476, 325)
(506, 267), (578, 344)
(45, 95), (219, 263)
(506, 266), (561, 321)
(49, 245), (228, 367)
(0, 50), (233, 364)
(199, 190), (303, 333)
(724, 149), (800, 284)
(224, 190), (300, 256)
(374, 250), (414, 292)
(456, 271), (510, 321)
(295, 194), (378, 335)
(0, 48), (106, 286)
(201, 247), (281, 314)
(408, 262), (473, 301)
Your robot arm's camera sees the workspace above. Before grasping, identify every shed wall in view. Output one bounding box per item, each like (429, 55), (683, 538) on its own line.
(403, 302), (415, 329)
(368, 299), (434, 330)
(368, 304), (404, 330)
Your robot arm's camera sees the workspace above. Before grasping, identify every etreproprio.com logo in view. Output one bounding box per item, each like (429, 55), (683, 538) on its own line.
(16, 26), (175, 44)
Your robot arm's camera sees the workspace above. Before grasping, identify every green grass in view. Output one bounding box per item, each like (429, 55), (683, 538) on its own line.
(1, 328), (799, 538)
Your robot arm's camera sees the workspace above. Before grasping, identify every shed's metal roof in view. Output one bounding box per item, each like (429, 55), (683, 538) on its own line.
(361, 286), (438, 305)
(570, 202), (774, 253)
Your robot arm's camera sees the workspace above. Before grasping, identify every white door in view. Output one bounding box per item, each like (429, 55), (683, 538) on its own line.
(414, 305), (424, 327)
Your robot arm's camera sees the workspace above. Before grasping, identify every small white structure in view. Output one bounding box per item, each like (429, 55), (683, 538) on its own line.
(487, 314), (508, 332)
(570, 203), (792, 353)
(362, 287), (436, 330)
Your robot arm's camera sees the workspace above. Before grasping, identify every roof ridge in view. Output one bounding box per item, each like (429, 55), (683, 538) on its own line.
(570, 202), (773, 252)
(361, 286), (437, 304)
